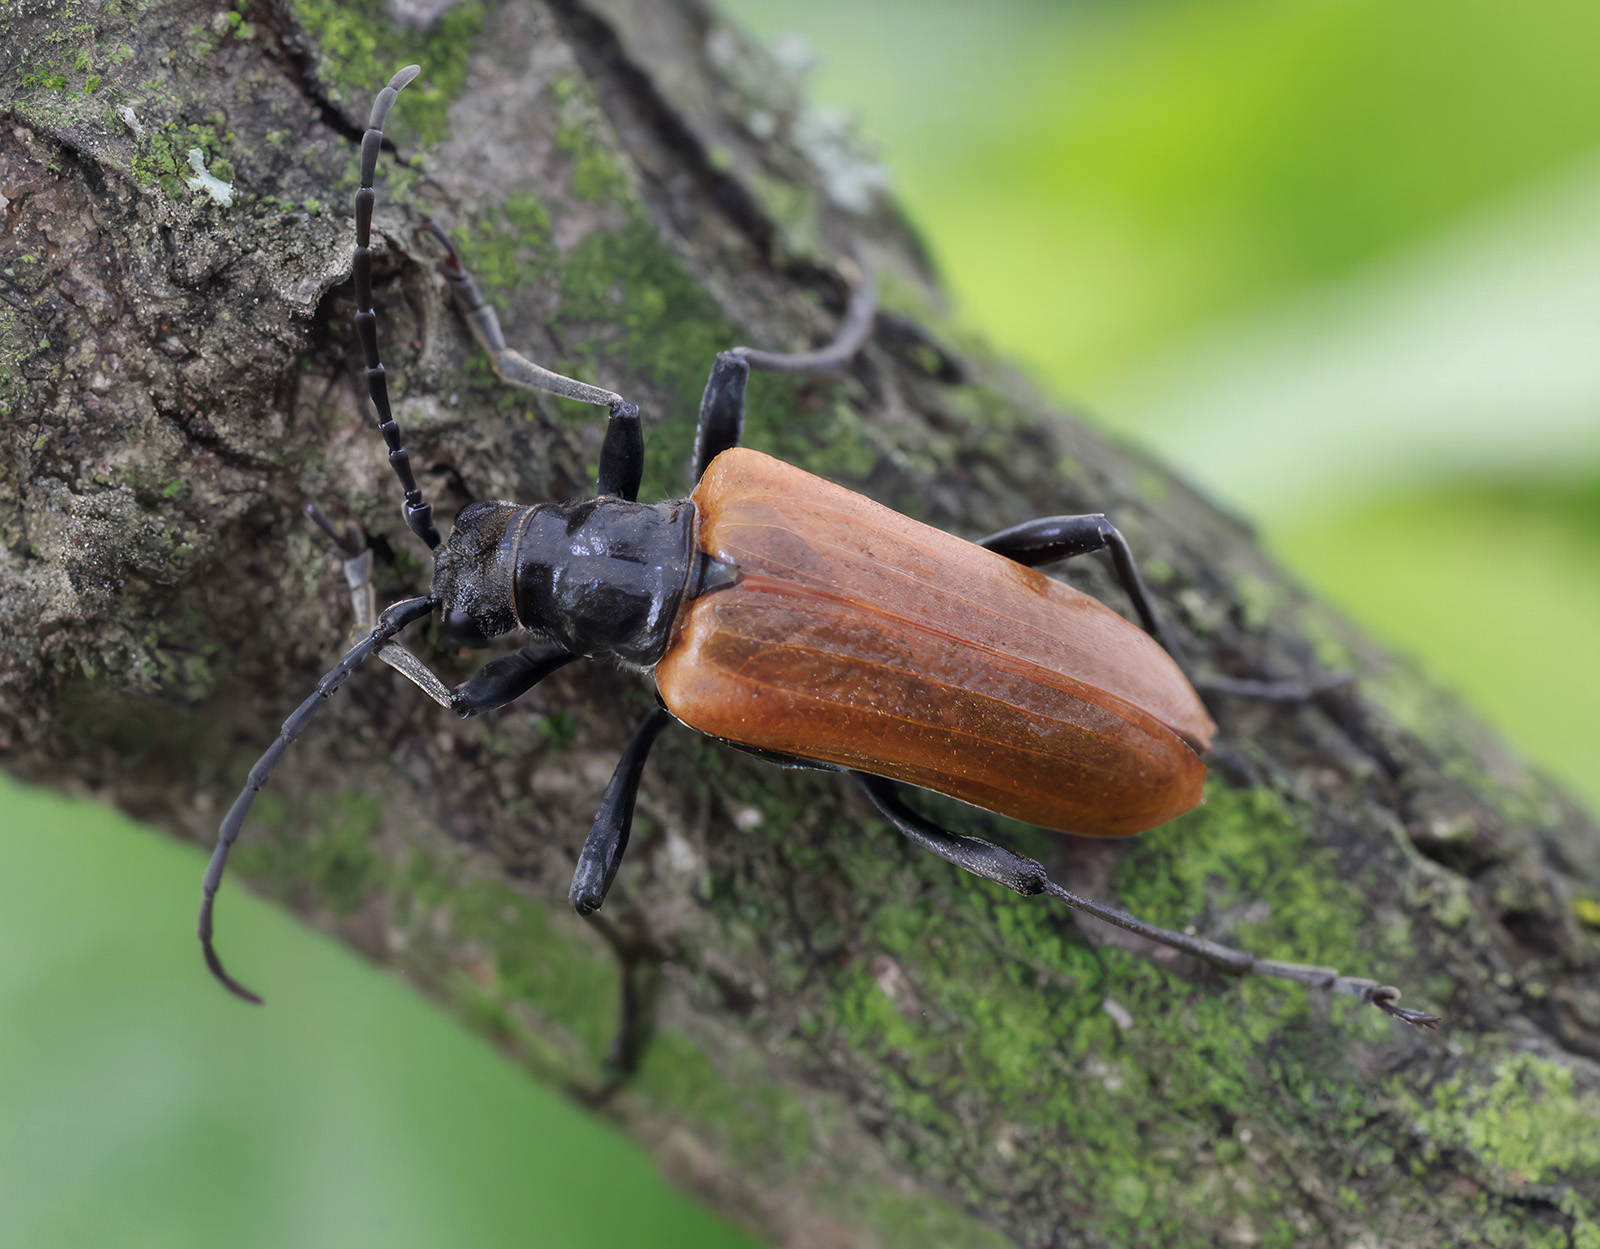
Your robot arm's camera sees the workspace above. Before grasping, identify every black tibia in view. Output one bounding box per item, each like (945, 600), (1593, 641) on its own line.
(854, 773), (1051, 893)
(691, 269), (880, 481)
(200, 595), (436, 1004)
(981, 515), (1325, 702)
(691, 353), (749, 483)
(854, 774), (1441, 1029)
(449, 643), (576, 717)
(414, 219), (623, 410)
(596, 399), (643, 501)
(569, 709), (673, 916)
(355, 65), (440, 551)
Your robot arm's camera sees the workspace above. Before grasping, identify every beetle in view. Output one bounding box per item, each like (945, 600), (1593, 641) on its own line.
(198, 65), (1438, 1031)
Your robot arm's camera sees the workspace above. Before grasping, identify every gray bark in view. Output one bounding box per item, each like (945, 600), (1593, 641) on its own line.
(3, 1), (1598, 1245)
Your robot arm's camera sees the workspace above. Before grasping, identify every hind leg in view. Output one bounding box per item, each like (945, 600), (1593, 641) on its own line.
(979, 514), (1327, 701)
(854, 773), (1438, 1028)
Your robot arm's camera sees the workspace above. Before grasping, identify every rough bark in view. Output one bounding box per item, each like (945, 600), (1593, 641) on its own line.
(3, 1), (1598, 1246)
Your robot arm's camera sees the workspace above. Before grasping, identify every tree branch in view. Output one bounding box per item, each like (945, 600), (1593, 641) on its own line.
(2, 2), (1597, 1245)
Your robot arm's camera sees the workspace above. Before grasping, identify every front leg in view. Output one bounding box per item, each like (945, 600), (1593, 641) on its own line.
(307, 500), (454, 707)
(450, 642), (577, 717)
(418, 220), (622, 411)
(305, 501), (374, 638)
(416, 222), (645, 502)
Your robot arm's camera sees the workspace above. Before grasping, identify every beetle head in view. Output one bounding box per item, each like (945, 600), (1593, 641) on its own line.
(430, 500), (524, 644)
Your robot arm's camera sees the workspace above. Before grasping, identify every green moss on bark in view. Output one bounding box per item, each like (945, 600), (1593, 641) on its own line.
(289, 0), (485, 148)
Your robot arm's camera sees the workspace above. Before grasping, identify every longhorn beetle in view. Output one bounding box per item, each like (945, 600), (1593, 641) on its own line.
(199, 65), (1439, 1031)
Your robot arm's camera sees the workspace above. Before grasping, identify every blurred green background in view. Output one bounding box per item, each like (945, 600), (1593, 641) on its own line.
(3, 1), (1596, 1245)
(722, 0), (1600, 812)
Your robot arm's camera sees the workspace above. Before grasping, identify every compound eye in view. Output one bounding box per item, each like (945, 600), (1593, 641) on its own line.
(435, 607), (492, 649)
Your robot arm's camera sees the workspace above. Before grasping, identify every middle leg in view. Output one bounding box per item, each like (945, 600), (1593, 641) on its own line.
(691, 266), (878, 479)
(569, 706), (675, 1094)
(570, 708), (674, 915)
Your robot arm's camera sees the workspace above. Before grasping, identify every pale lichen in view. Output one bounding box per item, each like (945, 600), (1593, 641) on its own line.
(183, 147), (233, 207)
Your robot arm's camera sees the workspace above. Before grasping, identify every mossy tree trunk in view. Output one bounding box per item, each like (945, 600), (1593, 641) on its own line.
(3, 1), (1598, 1245)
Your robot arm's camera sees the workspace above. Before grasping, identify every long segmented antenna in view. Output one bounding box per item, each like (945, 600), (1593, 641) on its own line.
(199, 594), (436, 1003)
(354, 65), (441, 550)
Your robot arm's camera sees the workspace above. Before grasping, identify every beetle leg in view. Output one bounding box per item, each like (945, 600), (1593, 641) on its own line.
(568, 709), (674, 1093)
(305, 500), (364, 562)
(980, 515), (1328, 702)
(733, 261), (878, 375)
(854, 773), (1440, 1028)
(569, 708), (674, 916)
(414, 219), (643, 500)
(564, 710), (675, 1097)
(691, 352), (751, 481)
(981, 513), (1174, 644)
(414, 218), (627, 411)
(306, 499), (455, 708)
(449, 643), (577, 717)
(690, 261), (878, 481)
(305, 500), (374, 636)
(596, 399), (644, 501)
(571, 908), (661, 1099)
